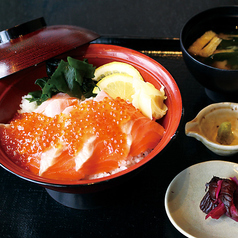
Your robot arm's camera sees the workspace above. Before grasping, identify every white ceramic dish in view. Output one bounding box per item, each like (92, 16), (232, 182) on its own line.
(185, 102), (238, 156)
(165, 160), (238, 238)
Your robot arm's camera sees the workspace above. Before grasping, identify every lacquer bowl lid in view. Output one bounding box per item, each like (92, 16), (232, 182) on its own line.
(0, 17), (100, 78)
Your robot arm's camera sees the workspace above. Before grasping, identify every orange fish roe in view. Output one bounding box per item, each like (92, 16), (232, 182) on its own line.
(63, 97), (131, 157)
(0, 97), (149, 178)
(0, 113), (63, 169)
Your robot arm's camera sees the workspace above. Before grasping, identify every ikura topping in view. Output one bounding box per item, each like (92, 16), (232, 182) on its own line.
(0, 94), (165, 181)
(200, 176), (238, 221)
(1, 113), (61, 158)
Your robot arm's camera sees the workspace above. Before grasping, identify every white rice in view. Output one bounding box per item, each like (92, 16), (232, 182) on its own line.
(18, 95), (38, 113)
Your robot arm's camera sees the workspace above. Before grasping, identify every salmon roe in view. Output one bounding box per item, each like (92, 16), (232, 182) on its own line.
(0, 97), (139, 170)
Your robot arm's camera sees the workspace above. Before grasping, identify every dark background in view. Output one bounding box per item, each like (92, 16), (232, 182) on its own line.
(0, 0), (237, 38)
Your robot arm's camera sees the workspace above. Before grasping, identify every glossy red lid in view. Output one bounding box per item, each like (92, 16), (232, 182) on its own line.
(0, 17), (100, 78)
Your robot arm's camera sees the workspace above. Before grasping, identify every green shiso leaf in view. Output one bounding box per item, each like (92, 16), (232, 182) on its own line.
(27, 57), (96, 105)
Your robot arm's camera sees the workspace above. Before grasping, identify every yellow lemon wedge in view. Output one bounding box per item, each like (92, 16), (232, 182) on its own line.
(93, 73), (136, 101)
(93, 61), (144, 81)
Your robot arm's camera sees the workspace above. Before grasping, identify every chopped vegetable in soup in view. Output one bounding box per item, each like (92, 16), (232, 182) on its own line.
(188, 30), (238, 70)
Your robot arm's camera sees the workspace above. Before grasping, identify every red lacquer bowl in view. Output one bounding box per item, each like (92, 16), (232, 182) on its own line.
(0, 43), (182, 208)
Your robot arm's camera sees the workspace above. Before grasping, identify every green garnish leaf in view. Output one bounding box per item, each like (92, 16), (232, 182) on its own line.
(27, 57), (96, 105)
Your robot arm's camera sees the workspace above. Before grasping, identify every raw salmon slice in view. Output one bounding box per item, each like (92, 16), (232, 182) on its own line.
(34, 92), (80, 117)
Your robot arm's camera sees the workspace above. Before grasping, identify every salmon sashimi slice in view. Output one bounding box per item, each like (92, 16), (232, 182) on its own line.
(41, 149), (85, 181)
(77, 136), (130, 177)
(0, 91), (165, 181)
(41, 137), (124, 181)
(41, 136), (96, 180)
(129, 117), (165, 156)
(34, 92), (80, 117)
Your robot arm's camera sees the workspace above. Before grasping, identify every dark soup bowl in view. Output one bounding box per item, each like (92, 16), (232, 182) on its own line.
(180, 6), (238, 102)
(0, 43), (182, 209)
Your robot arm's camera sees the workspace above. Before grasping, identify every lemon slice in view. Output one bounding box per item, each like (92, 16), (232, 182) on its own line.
(93, 73), (136, 101)
(93, 61), (143, 81)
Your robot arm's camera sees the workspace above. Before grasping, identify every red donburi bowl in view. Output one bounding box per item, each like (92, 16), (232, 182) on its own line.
(0, 43), (182, 208)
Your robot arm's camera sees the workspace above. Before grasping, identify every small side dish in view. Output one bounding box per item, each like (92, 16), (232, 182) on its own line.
(185, 102), (238, 156)
(165, 161), (238, 238)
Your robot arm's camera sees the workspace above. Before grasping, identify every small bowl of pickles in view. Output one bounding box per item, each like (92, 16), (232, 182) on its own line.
(180, 6), (238, 102)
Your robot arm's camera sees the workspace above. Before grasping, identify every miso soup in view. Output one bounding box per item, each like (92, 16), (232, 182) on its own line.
(188, 30), (238, 70)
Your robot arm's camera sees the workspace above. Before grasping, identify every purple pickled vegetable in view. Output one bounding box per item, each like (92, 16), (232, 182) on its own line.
(200, 176), (238, 221)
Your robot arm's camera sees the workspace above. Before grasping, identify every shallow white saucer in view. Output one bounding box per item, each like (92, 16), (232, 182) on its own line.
(165, 160), (238, 238)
